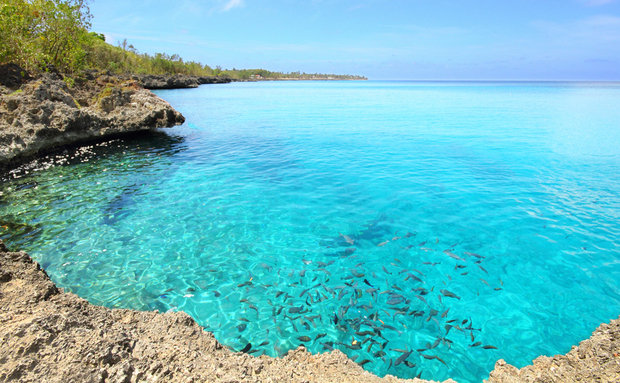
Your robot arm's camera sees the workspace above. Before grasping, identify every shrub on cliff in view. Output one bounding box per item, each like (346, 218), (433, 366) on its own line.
(0, 0), (91, 74)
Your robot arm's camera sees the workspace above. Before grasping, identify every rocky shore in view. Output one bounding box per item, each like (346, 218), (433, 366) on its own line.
(0, 65), (618, 382)
(132, 74), (232, 89)
(1, 242), (618, 382)
(0, 64), (184, 170)
(0, 241), (441, 383)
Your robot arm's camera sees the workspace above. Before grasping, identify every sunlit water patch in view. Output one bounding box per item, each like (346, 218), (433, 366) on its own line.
(1, 81), (619, 382)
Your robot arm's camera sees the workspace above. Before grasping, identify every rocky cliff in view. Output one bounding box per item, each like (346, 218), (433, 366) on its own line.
(0, 65), (184, 169)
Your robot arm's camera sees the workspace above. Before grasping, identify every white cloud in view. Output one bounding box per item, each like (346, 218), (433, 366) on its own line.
(222, 0), (244, 11)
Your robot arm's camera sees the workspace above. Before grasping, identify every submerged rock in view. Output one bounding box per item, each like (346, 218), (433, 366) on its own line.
(0, 68), (185, 169)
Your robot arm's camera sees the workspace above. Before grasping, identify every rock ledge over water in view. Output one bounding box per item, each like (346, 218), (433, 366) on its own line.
(0, 65), (185, 169)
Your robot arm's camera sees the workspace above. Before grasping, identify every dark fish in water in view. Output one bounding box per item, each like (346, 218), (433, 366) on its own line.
(387, 296), (404, 305)
(351, 269), (365, 278)
(394, 350), (413, 366)
(300, 269), (306, 277)
(483, 345), (498, 349)
(321, 342), (334, 351)
(239, 317), (250, 322)
(289, 306), (304, 313)
(249, 304), (259, 314)
(382, 265), (392, 275)
(377, 241), (389, 247)
(275, 291), (285, 298)
(479, 265), (488, 273)
(238, 281), (252, 288)
(340, 233), (355, 245)
(444, 250), (464, 261)
(214, 290), (221, 297)
(298, 336), (311, 342)
(358, 359), (371, 366)
(363, 279), (374, 287)
(240, 343), (252, 353)
(440, 289), (461, 299)
(403, 360), (416, 368)
(465, 251), (485, 259)
(405, 232), (416, 238)
(405, 273), (422, 282)
(237, 324), (247, 332)
(441, 308), (450, 318)
(258, 341), (270, 347)
(315, 333), (327, 341)
(374, 350), (386, 357)
(470, 342), (482, 347)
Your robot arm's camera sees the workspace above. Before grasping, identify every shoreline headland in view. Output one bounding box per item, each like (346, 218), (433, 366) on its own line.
(0, 65), (618, 382)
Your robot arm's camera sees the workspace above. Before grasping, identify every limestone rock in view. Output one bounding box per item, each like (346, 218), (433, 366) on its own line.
(0, 70), (184, 169)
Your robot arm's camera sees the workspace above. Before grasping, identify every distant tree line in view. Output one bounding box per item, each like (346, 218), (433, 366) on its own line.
(0, 0), (366, 80)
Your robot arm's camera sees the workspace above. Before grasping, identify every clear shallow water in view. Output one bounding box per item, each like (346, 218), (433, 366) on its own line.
(1, 81), (619, 382)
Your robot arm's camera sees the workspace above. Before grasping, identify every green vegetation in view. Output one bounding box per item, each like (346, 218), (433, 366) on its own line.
(0, 0), (366, 80)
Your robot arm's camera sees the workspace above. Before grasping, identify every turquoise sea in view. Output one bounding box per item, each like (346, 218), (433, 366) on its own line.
(1, 81), (619, 382)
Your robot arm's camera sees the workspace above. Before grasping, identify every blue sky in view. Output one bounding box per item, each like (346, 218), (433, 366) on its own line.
(90, 0), (620, 80)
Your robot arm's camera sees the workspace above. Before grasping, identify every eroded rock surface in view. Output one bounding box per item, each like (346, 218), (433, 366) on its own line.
(0, 241), (443, 383)
(0, 67), (184, 169)
(486, 319), (619, 383)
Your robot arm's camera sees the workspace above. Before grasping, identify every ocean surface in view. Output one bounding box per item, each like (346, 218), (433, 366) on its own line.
(1, 81), (619, 382)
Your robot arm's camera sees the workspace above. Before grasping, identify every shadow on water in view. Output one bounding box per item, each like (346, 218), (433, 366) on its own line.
(1, 131), (188, 239)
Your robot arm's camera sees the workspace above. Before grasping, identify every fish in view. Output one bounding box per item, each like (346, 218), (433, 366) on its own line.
(363, 279), (374, 287)
(358, 359), (371, 366)
(240, 343), (252, 353)
(394, 350), (413, 366)
(321, 342), (334, 351)
(405, 273), (422, 282)
(470, 342), (482, 347)
(237, 281), (252, 288)
(483, 345), (498, 349)
(465, 251), (485, 259)
(440, 289), (461, 299)
(340, 233), (355, 245)
(237, 324), (247, 332)
(479, 265), (488, 273)
(289, 306), (305, 314)
(214, 290), (221, 297)
(315, 333), (327, 341)
(441, 308), (450, 318)
(377, 241), (389, 247)
(298, 336), (311, 342)
(382, 265), (392, 274)
(443, 250), (464, 261)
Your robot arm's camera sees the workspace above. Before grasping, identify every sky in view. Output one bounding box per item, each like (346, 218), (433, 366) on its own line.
(89, 0), (620, 80)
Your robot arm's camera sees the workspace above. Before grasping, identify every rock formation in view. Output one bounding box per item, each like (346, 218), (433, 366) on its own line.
(0, 65), (184, 169)
(132, 74), (231, 89)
